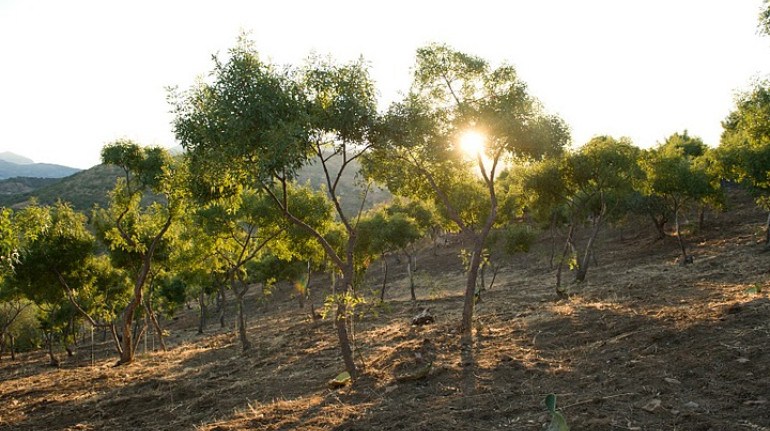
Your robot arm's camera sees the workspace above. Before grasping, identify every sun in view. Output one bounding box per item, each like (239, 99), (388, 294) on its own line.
(459, 130), (486, 157)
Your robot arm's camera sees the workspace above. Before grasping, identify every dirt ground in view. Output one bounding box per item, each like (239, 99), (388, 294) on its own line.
(1, 190), (769, 431)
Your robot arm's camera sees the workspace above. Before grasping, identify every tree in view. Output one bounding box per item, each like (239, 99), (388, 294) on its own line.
(717, 81), (770, 244)
(191, 189), (288, 351)
(643, 134), (716, 264)
(171, 37), (377, 379)
(96, 140), (186, 364)
(531, 136), (641, 292)
(356, 206), (423, 301)
(11, 202), (100, 365)
(760, 0), (770, 38)
(364, 44), (569, 336)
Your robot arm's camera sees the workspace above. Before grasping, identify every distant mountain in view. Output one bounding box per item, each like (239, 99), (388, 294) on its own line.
(0, 152), (34, 165)
(0, 159), (81, 180)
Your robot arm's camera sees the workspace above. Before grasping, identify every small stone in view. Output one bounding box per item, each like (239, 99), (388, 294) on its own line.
(664, 377), (682, 384)
(642, 399), (662, 412)
(737, 357), (750, 363)
(683, 401), (699, 410)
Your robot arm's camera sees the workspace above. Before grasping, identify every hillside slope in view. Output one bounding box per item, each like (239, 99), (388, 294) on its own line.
(0, 159), (81, 179)
(1, 192), (768, 431)
(0, 155), (391, 213)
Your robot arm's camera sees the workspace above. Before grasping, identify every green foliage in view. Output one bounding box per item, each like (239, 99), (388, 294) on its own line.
(544, 394), (570, 431)
(502, 224), (537, 254)
(718, 82), (770, 210)
(760, 0), (770, 38)
(0, 208), (19, 274)
(12, 202), (95, 305)
(0, 299), (41, 351)
(644, 133), (720, 213)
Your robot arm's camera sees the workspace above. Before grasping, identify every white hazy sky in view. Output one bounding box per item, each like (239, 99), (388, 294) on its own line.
(1, 1), (769, 169)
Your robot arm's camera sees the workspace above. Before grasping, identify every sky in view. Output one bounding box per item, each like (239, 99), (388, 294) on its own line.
(1, 1), (769, 169)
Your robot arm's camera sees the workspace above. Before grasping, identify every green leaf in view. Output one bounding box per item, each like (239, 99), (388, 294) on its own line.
(545, 393), (557, 412)
(328, 371), (351, 388)
(544, 394), (569, 431)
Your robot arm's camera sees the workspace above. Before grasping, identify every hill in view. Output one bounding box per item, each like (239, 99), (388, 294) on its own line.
(0, 159), (81, 180)
(1, 188), (768, 430)
(0, 154), (391, 213)
(0, 177), (61, 195)
(0, 164), (123, 210)
(0, 151), (34, 165)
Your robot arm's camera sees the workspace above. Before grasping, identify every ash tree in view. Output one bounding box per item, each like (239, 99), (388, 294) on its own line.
(171, 37), (377, 379)
(364, 44), (569, 336)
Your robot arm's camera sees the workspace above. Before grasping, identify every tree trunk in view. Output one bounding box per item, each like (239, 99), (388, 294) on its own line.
(233, 275), (252, 352)
(379, 253), (389, 301)
(549, 211), (558, 269)
(337, 267), (357, 380)
(144, 301), (167, 351)
(408, 258), (416, 301)
(651, 213), (667, 240)
(675, 205), (691, 265)
(9, 334), (15, 360)
(460, 232), (486, 336)
(218, 285), (227, 329)
(555, 223), (576, 297)
(575, 211), (604, 283)
(198, 288), (207, 334)
(46, 331), (59, 367)
(765, 211), (770, 245)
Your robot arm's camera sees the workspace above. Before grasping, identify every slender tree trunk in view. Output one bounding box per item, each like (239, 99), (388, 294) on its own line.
(218, 285), (227, 329)
(46, 331), (59, 367)
(379, 253), (389, 301)
(9, 334), (15, 360)
(651, 213), (667, 240)
(337, 266), (357, 379)
(230, 272), (252, 352)
(549, 211), (558, 269)
(765, 211), (770, 245)
(408, 257), (416, 302)
(144, 301), (166, 351)
(555, 223), (576, 297)
(198, 288), (207, 334)
(699, 206), (706, 231)
(675, 205), (690, 264)
(575, 211), (604, 283)
(461, 236), (484, 336)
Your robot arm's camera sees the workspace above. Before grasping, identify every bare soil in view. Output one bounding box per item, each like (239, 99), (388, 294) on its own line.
(1, 190), (769, 430)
